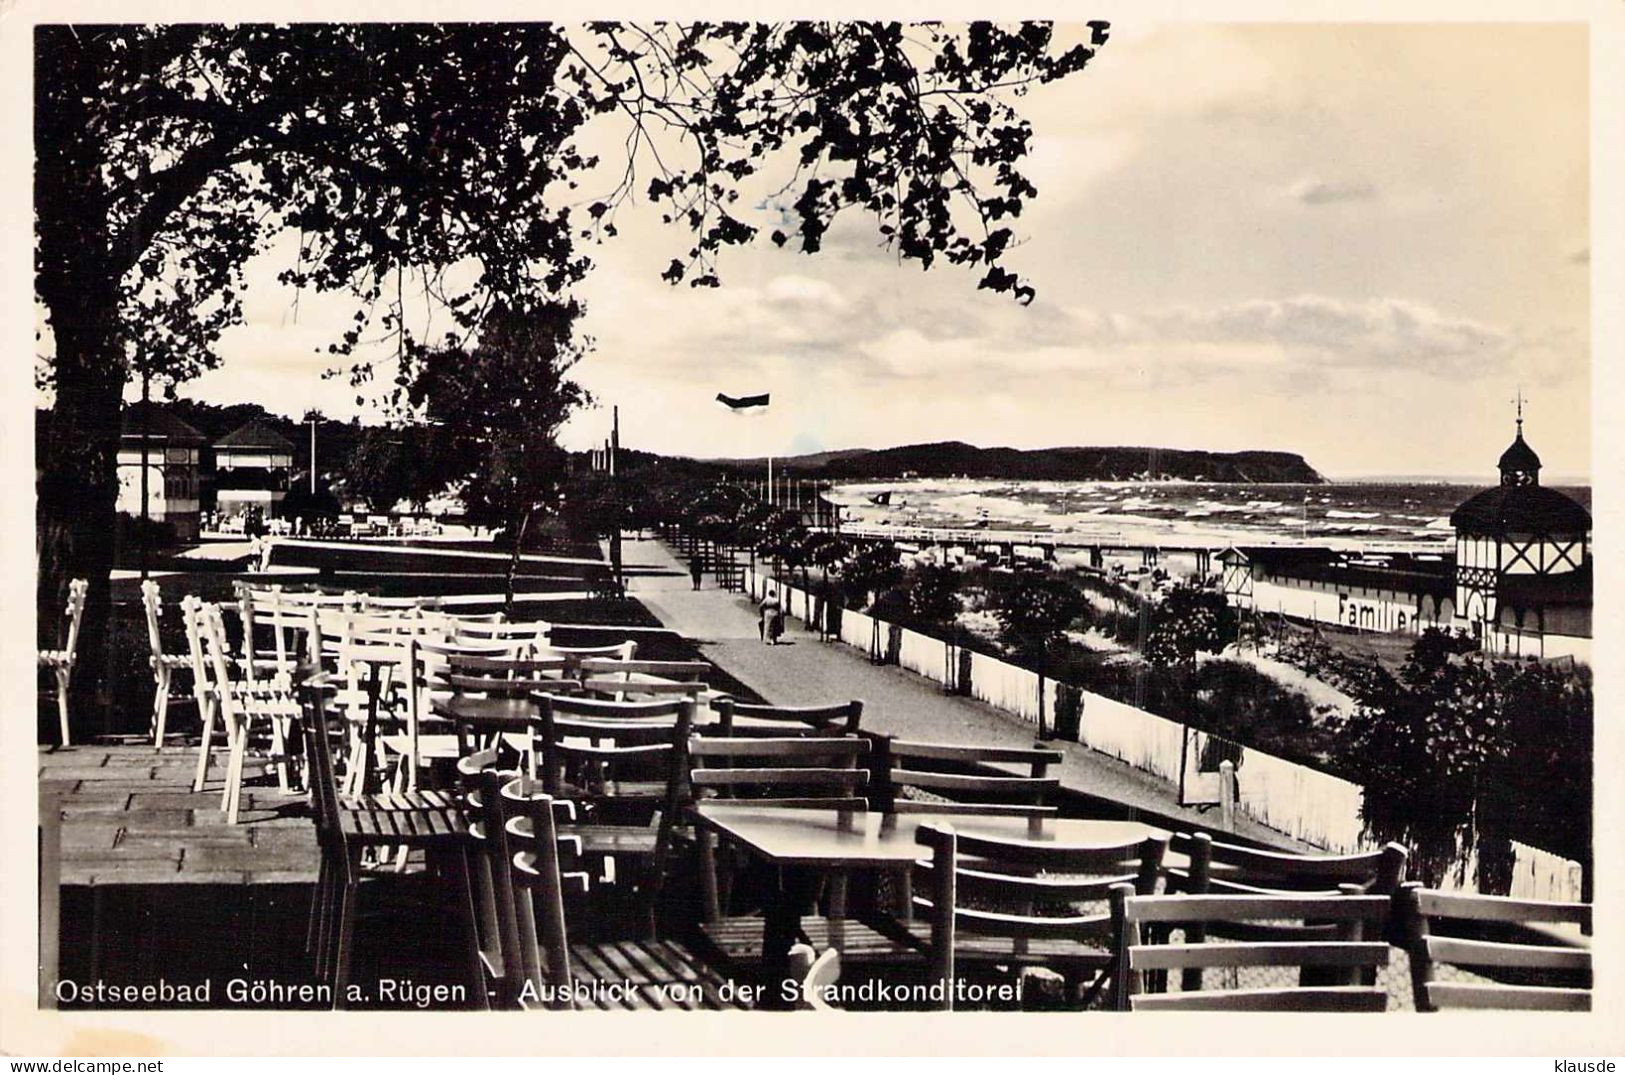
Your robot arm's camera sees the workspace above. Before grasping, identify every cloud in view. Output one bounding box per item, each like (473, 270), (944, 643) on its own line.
(1289, 178), (1378, 205)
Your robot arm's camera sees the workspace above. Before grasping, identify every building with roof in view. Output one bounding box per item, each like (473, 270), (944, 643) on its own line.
(1220, 417), (1590, 664)
(1219, 546), (1457, 635)
(213, 418), (296, 520)
(1449, 416), (1591, 662)
(116, 403), (205, 541)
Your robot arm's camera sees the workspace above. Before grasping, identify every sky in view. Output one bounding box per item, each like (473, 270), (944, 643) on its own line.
(151, 22), (1590, 481)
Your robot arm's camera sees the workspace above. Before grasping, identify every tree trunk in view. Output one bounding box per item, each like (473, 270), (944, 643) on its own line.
(36, 47), (128, 739)
(505, 506), (535, 616)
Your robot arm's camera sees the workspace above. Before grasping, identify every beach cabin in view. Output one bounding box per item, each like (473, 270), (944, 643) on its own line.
(214, 418), (296, 522)
(116, 403), (205, 541)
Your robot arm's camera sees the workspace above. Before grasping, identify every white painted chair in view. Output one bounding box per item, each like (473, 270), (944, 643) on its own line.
(140, 580), (193, 750)
(200, 603), (300, 823)
(184, 595), (227, 793)
(38, 579), (88, 746)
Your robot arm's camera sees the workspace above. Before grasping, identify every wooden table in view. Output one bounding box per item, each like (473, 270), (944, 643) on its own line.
(690, 804), (1165, 1006)
(690, 804), (1160, 867)
(433, 694), (540, 732)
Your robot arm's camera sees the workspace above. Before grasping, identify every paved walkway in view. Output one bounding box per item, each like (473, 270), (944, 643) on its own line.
(620, 537), (1302, 847)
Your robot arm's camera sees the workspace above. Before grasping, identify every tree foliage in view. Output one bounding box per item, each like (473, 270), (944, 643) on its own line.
(905, 563), (962, 629)
(1143, 584), (1238, 670)
(34, 20), (1107, 728)
(1336, 629), (1593, 885)
(992, 568), (1088, 661)
(407, 302), (588, 537)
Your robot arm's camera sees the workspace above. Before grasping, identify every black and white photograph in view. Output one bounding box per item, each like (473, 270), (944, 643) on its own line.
(6, 1), (1621, 1058)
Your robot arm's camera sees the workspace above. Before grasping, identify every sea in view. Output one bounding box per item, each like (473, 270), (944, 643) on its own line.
(825, 479), (1594, 551)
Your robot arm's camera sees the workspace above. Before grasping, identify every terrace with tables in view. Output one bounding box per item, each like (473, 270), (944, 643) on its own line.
(37, 537), (1592, 1013)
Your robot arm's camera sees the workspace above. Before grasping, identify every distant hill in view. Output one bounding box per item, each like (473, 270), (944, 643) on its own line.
(705, 441), (1325, 484)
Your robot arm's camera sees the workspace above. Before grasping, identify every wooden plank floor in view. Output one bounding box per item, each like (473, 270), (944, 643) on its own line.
(40, 744), (317, 886)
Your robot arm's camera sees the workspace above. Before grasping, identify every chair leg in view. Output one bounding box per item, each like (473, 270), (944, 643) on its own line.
(271, 715), (291, 793)
(698, 828), (720, 924)
(332, 875), (358, 1010)
(316, 857), (344, 981)
(512, 886), (546, 1008)
(192, 694), (218, 793)
(224, 717), (247, 823)
(473, 852), (503, 981)
(151, 669), (170, 751)
(454, 847), (491, 1011)
(307, 854), (330, 960)
(56, 670), (71, 747)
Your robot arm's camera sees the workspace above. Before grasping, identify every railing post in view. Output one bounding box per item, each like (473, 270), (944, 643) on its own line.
(39, 781), (66, 1008)
(1218, 760), (1236, 833)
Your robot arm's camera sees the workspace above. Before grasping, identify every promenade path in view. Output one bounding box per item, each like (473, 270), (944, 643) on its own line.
(619, 536), (1303, 848)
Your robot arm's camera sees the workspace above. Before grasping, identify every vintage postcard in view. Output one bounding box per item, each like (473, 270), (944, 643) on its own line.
(3, 0), (1620, 1058)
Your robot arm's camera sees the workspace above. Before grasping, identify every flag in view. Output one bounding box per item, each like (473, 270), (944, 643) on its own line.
(716, 392), (770, 411)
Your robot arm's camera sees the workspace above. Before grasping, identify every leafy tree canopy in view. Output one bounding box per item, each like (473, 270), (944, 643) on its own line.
(992, 568), (1088, 660)
(1143, 583), (1237, 670)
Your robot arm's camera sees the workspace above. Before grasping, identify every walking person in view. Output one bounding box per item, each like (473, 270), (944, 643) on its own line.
(690, 554), (704, 591)
(759, 588), (782, 645)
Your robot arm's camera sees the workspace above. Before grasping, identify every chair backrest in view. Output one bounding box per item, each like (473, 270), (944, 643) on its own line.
(786, 945), (843, 1012)
(1398, 884), (1591, 1012)
(709, 697), (863, 738)
(542, 641), (637, 674)
(1169, 831), (1410, 897)
(914, 822), (1167, 1010)
(1114, 889), (1391, 1012)
(180, 596), (213, 694)
(500, 779), (593, 1007)
(880, 738), (1061, 816)
(535, 695), (697, 811)
(139, 579), (166, 660)
(445, 653), (572, 698)
(578, 658), (711, 682)
(61, 579), (89, 658)
(456, 618), (551, 654)
(687, 735), (870, 807)
(581, 676), (709, 700)
(197, 603), (239, 692)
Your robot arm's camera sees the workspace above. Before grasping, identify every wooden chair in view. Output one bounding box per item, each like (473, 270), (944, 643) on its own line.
(447, 653), (572, 698)
(687, 735), (871, 959)
(455, 749), (533, 1006)
(455, 618), (551, 656)
(533, 694), (698, 936)
(200, 604), (301, 823)
(578, 658), (711, 700)
(37, 579), (87, 746)
(542, 641), (637, 679)
(914, 823), (1168, 1010)
(709, 697), (864, 738)
(499, 779), (752, 1010)
(686, 735), (871, 811)
(877, 738), (1061, 817)
(139, 580), (193, 750)
(786, 944), (844, 1011)
(1113, 889), (1391, 1011)
(1397, 884), (1591, 1011)
(183, 596), (228, 793)
(1162, 832), (1408, 991)
(297, 684), (484, 1009)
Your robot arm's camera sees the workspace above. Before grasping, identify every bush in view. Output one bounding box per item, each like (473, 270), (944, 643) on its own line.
(114, 513), (179, 557)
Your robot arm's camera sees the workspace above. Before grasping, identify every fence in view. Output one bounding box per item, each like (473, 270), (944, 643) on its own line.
(738, 565), (1586, 891)
(745, 566), (1362, 847)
